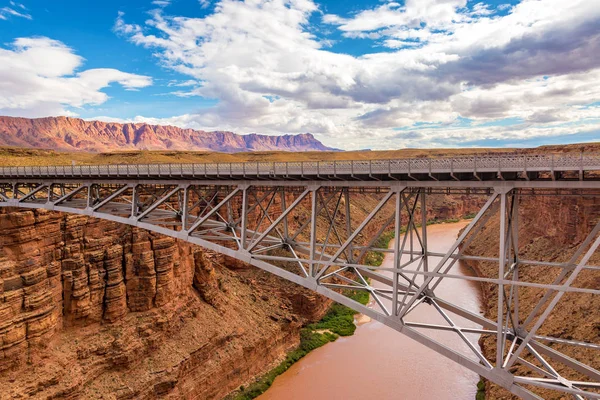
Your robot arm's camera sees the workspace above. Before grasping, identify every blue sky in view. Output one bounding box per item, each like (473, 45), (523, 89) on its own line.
(0, 0), (218, 118)
(0, 0), (599, 150)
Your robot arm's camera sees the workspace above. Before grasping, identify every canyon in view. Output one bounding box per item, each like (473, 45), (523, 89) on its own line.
(0, 117), (335, 153)
(0, 146), (598, 399)
(0, 191), (484, 399)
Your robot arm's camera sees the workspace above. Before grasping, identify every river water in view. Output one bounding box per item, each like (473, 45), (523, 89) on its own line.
(259, 221), (484, 400)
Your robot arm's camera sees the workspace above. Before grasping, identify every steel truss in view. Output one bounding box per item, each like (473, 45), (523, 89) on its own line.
(1, 178), (599, 400)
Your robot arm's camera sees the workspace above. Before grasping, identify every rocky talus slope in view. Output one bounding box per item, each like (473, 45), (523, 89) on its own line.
(0, 193), (484, 399)
(462, 195), (600, 399)
(0, 116), (335, 153)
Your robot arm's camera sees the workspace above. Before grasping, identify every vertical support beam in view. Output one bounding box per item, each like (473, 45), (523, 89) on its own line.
(87, 184), (93, 208)
(496, 189), (508, 368)
(421, 189), (428, 273)
(241, 186), (248, 250)
(344, 188), (353, 263)
(280, 188), (289, 239)
(48, 184), (55, 202)
(309, 187), (318, 277)
(131, 184), (138, 218)
(226, 196), (234, 224)
(409, 196), (414, 261)
(392, 190), (402, 316)
(511, 192), (519, 328)
(181, 185), (188, 230)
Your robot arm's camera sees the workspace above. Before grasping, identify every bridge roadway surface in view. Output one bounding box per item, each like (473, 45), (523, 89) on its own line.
(1, 154), (600, 400)
(0, 153), (599, 184)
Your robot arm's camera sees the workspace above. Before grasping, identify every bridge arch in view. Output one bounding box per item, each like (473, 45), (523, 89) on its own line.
(1, 156), (600, 400)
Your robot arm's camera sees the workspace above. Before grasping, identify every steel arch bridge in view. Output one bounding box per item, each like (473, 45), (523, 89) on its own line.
(1, 154), (600, 400)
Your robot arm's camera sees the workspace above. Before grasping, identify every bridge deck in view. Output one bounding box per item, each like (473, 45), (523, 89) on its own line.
(1, 154), (599, 182)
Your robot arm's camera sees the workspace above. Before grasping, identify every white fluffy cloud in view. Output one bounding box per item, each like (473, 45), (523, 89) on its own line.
(0, 37), (152, 117)
(110, 0), (600, 149)
(111, 0), (600, 149)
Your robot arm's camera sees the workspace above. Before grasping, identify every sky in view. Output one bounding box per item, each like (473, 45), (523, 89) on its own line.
(0, 0), (599, 150)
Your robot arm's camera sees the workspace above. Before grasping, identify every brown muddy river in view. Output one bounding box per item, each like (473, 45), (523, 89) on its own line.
(259, 221), (484, 400)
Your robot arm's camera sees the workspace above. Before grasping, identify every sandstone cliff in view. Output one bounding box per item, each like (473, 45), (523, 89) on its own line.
(0, 208), (331, 399)
(0, 116), (335, 153)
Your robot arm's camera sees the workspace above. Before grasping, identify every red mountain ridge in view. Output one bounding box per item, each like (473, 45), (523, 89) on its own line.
(0, 116), (336, 153)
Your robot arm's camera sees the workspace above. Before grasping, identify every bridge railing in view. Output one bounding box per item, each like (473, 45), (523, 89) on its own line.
(1, 154), (599, 178)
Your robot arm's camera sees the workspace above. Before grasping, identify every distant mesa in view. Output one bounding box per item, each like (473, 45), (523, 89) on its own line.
(0, 116), (337, 153)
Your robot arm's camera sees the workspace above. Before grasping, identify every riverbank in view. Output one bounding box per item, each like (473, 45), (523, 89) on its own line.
(227, 290), (369, 400)
(228, 217), (477, 400)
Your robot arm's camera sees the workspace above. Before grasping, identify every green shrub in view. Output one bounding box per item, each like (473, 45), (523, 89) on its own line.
(307, 289), (370, 336)
(476, 378), (486, 400)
